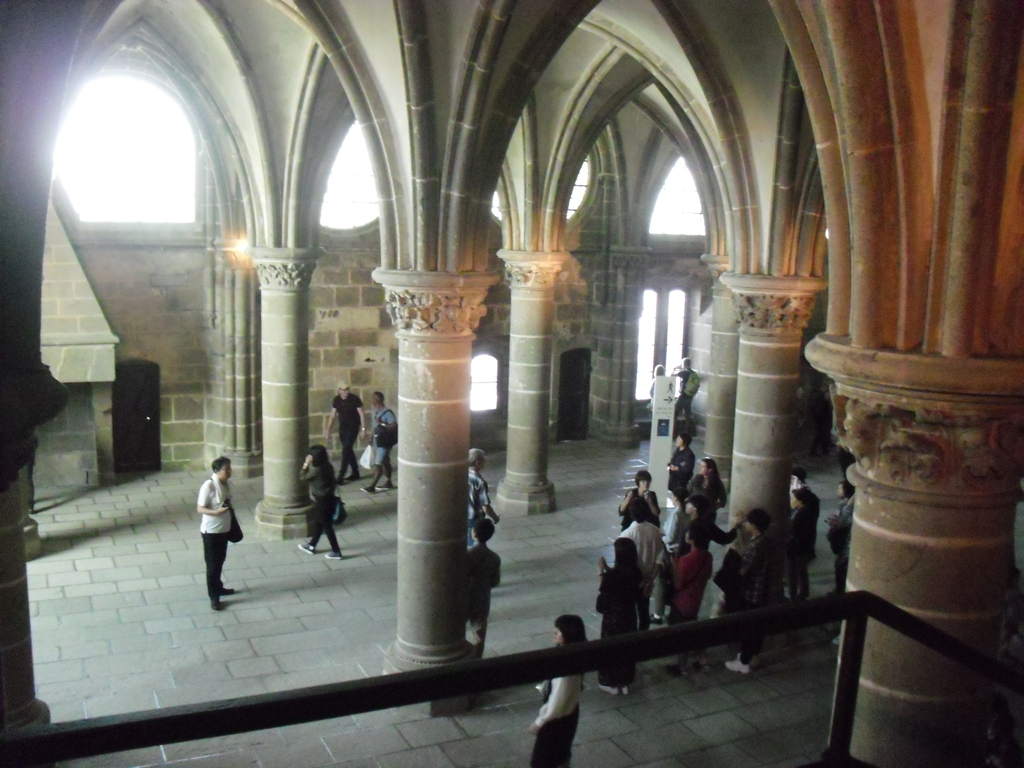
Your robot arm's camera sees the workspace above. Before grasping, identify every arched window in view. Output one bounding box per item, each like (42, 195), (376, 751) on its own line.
(321, 124), (379, 229)
(470, 354), (499, 411)
(566, 159), (590, 218)
(54, 76), (196, 223)
(649, 158), (705, 236)
(635, 287), (687, 400)
(635, 290), (658, 400)
(492, 190), (502, 221)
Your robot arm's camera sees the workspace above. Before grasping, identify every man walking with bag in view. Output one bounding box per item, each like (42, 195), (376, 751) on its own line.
(362, 391), (397, 493)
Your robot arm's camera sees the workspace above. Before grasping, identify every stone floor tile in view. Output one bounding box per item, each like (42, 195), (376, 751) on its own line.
(395, 716), (466, 748)
(58, 639), (110, 660)
(683, 711), (760, 746)
(676, 686), (743, 716)
(254, 737), (335, 768)
(570, 738), (637, 768)
(375, 744), (459, 768)
(59, 746), (164, 768)
(261, 662), (366, 693)
(165, 750), (261, 768)
(228, 655), (281, 678)
(156, 677), (269, 708)
(83, 688), (158, 717)
(161, 727), (284, 760)
(322, 724), (411, 761)
(203, 638), (257, 662)
(573, 707), (640, 743)
(34, 659), (85, 684)
(611, 724), (708, 764)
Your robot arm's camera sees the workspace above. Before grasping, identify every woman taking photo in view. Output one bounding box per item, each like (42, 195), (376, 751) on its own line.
(529, 614), (587, 768)
(618, 470), (661, 531)
(686, 457), (727, 511)
(596, 538), (643, 694)
(297, 445), (343, 560)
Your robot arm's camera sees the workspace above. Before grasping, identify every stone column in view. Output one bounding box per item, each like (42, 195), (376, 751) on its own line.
(807, 336), (1024, 768)
(20, 465), (41, 562)
(222, 246), (261, 478)
(700, 255), (740, 484)
(721, 274), (826, 595)
(374, 269), (497, 678)
(495, 250), (566, 515)
(251, 248), (320, 539)
(589, 247), (648, 446)
(0, 471), (49, 729)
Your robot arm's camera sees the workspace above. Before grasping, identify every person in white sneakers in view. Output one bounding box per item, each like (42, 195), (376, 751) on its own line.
(196, 457), (237, 611)
(725, 507), (772, 674)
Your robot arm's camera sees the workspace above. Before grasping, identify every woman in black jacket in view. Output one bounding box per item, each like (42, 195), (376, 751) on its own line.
(596, 538), (643, 694)
(786, 486), (820, 601)
(297, 445), (343, 560)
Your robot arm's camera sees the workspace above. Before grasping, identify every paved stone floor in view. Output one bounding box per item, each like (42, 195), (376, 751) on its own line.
(29, 438), (847, 768)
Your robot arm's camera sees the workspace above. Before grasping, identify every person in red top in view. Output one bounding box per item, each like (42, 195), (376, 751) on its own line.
(665, 523), (713, 676)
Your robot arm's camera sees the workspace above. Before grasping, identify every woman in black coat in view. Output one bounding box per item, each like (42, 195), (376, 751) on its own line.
(596, 538), (643, 694)
(786, 486), (820, 601)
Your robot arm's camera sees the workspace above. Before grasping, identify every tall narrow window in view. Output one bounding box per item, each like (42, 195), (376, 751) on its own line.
(649, 158), (705, 236)
(635, 290), (658, 400)
(470, 354), (498, 411)
(492, 190), (502, 221)
(54, 76), (196, 223)
(321, 125), (379, 229)
(664, 289), (686, 371)
(566, 159), (590, 218)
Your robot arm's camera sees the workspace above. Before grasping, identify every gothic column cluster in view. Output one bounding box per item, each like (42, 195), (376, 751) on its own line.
(374, 270), (498, 677)
(495, 250), (566, 515)
(700, 255), (740, 483)
(721, 275), (824, 532)
(808, 337), (1024, 767)
(589, 247), (649, 446)
(251, 247), (320, 539)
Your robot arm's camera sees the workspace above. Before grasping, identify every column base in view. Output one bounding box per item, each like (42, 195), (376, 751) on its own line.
(7, 696), (50, 729)
(254, 499), (314, 540)
(495, 479), (555, 515)
(23, 515), (41, 561)
(225, 451), (263, 479)
(383, 640), (473, 715)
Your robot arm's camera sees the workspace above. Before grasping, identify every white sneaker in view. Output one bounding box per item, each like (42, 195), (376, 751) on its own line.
(598, 684), (620, 695)
(725, 656), (751, 674)
(620, 686), (629, 695)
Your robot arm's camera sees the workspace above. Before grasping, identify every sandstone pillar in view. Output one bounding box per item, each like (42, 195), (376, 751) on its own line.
(251, 248), (320, 539)
(808, 335), (1024, 767)
(721, 274), (825, 594)
(0, 472), (49, 728)
(20, 465), (41, 562)
(375, 270), (497, 676)
(495, 250), (566, 515)
(589, 247), (648, 446)
(701, 255), (740, 483)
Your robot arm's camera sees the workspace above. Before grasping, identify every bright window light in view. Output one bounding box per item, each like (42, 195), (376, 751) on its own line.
(492, 190), (502, 221)
(54, 76), (195, 223)
(635, 289), (658, 400)
(649, 158), (705, 236)
(321, 125), (379, 229)
(471, 354), (498, 411)
(567, 160), (589, 218)
(665, 289), (686, 372)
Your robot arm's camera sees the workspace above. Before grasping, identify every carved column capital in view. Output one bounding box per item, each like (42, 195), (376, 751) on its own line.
(720, 273), (826, 334)
(498, 250), (568, 289)
(833, 386), (1024, 496)
(374, 269), (499, 337)
(250, 247), (321, 291)
(700, 253), (729, 281)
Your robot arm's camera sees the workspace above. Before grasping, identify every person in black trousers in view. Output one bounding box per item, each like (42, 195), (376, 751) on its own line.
(298, 445), (343, 560)
(196, 457), (236, 611)
(325, 383), (366, 484)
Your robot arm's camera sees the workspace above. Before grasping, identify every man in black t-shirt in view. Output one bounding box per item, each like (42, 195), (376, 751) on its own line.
(324, 383), (366, 484)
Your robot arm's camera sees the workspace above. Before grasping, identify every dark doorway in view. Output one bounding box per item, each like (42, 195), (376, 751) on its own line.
(113, 360), (162, 473)
(557, 348), (591, 441)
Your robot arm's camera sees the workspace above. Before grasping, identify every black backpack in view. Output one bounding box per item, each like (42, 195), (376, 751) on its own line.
(374, 409), (398, 448)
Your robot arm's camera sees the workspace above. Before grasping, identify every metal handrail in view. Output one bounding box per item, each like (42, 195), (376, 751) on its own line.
(1, 590), (1021, 767)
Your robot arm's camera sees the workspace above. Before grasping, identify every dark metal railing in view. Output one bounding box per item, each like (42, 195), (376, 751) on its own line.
(2, 591), (1022, 767)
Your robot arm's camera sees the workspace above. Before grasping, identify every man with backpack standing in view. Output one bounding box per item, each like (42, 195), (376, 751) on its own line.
(672, 358), (701, 436)
(362, 391), (397, 493)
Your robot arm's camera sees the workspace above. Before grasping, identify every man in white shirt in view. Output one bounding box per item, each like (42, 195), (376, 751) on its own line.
(197, 456), (235, 611)
(619, 506), (664, 631)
